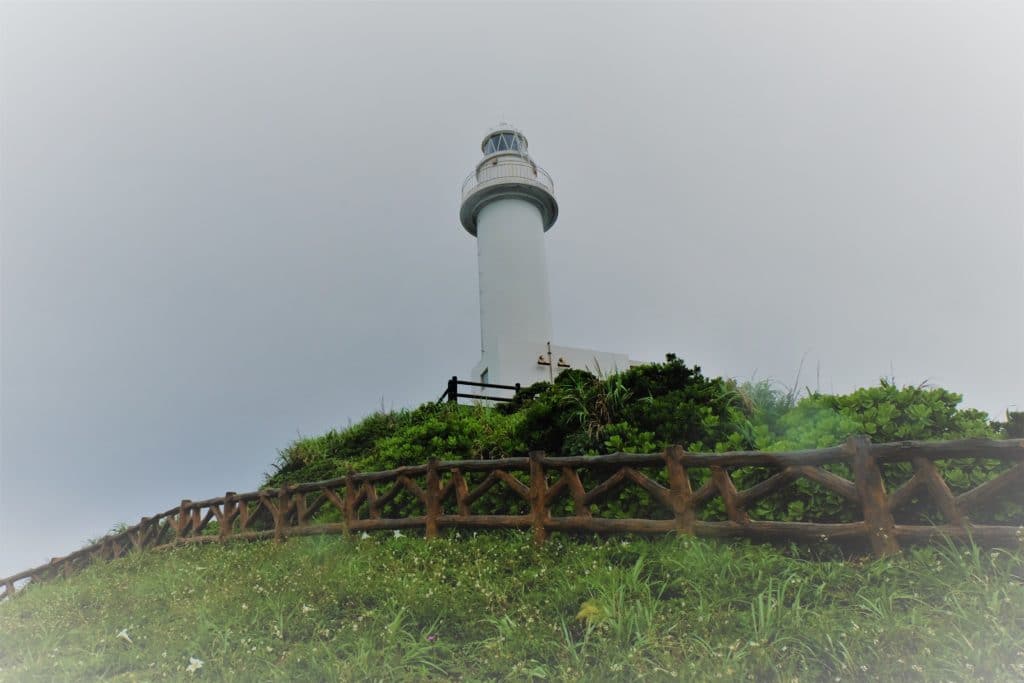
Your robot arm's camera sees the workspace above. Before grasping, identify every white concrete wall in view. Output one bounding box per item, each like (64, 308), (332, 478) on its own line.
(472, 340), (552, 389)
(472, 338), (632, 391)
(549, 344), (632, 378)
(475, 198), (553, 385)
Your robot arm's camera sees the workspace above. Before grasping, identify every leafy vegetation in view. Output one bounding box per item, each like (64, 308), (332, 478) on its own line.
(266, 355), (1018, 525)
(755, 381), (994, 451)
(3, 358), (1019, 680)
(2, 534), (1023, 682)
(736, 381), (1010, 525)
(993, 410), (1024, 439)
(268, 405), (525, 485)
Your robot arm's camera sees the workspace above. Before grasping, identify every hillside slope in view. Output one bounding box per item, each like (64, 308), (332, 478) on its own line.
(2, 534), (1023, 681)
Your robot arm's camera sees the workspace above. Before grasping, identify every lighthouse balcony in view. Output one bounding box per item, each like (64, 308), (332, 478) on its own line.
(461, 158), (554, 203)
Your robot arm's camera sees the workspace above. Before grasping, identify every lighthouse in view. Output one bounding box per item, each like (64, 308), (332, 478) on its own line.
(460, 126), (631, 387)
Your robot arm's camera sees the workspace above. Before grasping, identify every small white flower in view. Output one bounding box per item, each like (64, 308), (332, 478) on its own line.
(301, 604), (315, 614)
(360, 531), (370, 540)
(241, 603), (248, 610)
(186, 656), (203, 674)
(116, 629), (133, 645)
(393, 529), (404, 538)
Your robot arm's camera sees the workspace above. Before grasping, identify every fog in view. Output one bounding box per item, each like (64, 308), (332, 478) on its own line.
(1, 2), (1021, 577)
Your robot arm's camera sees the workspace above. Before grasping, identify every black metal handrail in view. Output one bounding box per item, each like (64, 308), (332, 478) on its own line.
(438, 376), (521, 404)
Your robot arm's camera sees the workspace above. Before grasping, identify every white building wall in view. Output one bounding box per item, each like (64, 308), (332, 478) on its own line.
(475, 198), (553, 385)
(472, 338), (632, 390)
(548, 344), (632, 378)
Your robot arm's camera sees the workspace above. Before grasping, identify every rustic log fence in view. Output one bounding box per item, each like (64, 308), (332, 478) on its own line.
(3, 436), (1022, 600)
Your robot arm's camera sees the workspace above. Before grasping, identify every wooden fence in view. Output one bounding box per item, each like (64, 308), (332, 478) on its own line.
(3, 436), (1022, 600)
(438, 376), (521, 404)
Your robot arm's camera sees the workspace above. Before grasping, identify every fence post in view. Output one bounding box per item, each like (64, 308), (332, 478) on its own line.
(849, 435), (900, 557)
(177, 500), (192, 540)
(447, 376), (458, 403)
(664, 445), (695, 535)
(274, 486), (290, 543)
(452, 468), (470, 516)
(529, 451), (549, 545)
(710, 467), (749, 525)
(239, 498), (251, 531)
(912, 455), (965, 527)
(133, 517), (150, 550)
(221, 493), (237, 541)
(344, 476), (357, 533)
(293, 489), (308, 528)
(425, 458), (441, 539)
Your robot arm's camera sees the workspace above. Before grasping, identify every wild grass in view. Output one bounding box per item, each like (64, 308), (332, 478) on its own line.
(1, 533), (1022, 681)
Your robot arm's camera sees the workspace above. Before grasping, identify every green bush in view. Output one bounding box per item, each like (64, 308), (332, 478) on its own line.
(265, 360), (1018, 526)
(267, 410), (418, 486)
(759, 380), (994, 451)
(361, 402), (524, 471)
(736, 380), (1013, 524)
(268, 403), (523, 488)
(992, 410), (1024, 438)
(514, 355), (749, 456)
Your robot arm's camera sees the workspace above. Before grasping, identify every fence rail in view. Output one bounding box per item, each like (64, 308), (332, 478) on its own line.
(3, 436), (1023, 600)
(438, 376), (521, 404)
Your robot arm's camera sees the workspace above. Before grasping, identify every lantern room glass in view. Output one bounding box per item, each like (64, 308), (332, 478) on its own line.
(483, 133), (524, 155)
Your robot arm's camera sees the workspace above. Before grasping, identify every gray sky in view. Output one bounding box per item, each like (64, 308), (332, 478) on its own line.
(2, 2), (1022, 578)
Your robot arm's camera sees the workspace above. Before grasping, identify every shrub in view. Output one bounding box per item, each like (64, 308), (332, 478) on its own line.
(267, 404), (523, 488)
(514, 355), (750, 457)
(264, 361), (1017, 526)
(992, 410), (1024, 438)
(738, 380), (1012, 524)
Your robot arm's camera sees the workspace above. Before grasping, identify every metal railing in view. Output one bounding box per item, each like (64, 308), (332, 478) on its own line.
(461, 160), (554, 202)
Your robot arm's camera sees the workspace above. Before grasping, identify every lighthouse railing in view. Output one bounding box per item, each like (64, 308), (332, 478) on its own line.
(461, 163), (554, 202)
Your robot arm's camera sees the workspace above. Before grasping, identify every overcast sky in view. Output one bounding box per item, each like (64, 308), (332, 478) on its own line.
(1, 2), (1022, 578)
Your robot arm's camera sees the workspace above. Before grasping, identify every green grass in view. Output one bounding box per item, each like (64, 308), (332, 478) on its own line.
(1, 533), (1023, 681)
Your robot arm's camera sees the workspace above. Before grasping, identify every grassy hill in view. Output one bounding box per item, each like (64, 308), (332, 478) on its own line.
(2, 533), (1023, 681)
(3, 359), (1021, 680)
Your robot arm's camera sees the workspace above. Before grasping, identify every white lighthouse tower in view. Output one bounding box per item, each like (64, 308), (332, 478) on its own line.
(460, 126), (631, 387)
